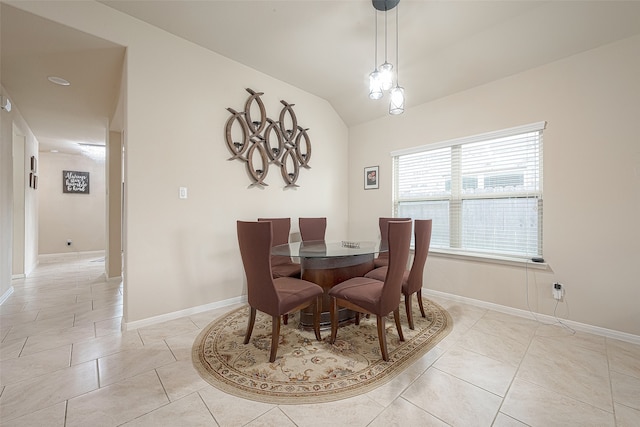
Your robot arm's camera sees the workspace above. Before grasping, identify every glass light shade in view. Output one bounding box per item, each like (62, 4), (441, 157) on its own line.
(389, 86), (405, 115)
(379, 62), (394, 91)
(369, 70), (383, 100)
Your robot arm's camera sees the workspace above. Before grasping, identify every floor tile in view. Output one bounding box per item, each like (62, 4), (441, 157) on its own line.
(456, 326), (528, 367)
(611, 370), (640, 411)
(279, 394), (384, 427)
(136, 317), (199, 345)
(2, 314), (75, 341)
(402, 367), (501, 426)
(0, 338), (26, 362)
(0, 360), (98, 421)
(614, 402), (640, 427)
(65, 370), (169, 427)
(97, 341), (176, 386)
(71, 330), (143, 365)
(0, 401), (66, 427)
(517, 335), (612, 411)
(501, 378), (615, 426)
(245, 407), (297, 427)
(164, 329), (202, 361)
(433, 346), (517, 396)
(367, 397), (448, 427)
(492, 412), (529, 427)
(607, 338), (640, 379)
(21, 324), (95, 356)
(120, 392), (216, 426)
(156, 359), (209, 401)
(0, 345), (71, 386)
(198, 386), (275, 426)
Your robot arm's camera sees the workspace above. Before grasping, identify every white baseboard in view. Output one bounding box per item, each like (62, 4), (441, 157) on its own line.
(122, 295), (247, 331)
(39, 250), (105, 263)
(423, 288), (640, 346)
(0, 287), (15, 305)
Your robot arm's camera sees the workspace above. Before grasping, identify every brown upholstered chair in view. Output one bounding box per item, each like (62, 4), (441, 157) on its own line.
(365, 219), (432, 330)
(237, 221), (323, 362)
(299, 217), (327, 241)
(374, 217), (411, 268)
(328, 220), (412, 361)
(257, 217), (301, 279)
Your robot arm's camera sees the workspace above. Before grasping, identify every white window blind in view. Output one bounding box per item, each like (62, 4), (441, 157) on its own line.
(392, 122), (545, 259)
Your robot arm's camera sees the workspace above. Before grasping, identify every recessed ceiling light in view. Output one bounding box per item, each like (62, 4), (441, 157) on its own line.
(50, 149), (59, 153)
(47, 76), (70, 86)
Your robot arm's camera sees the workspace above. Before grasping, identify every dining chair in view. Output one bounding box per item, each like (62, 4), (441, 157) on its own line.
(328, 219), (412, 361)
(299, 217), (327, 241)
(365, 219), (432, 330)
(237, 221), (323, 362)
(374, 217), (411, 268)
(257, 217), (301, 278)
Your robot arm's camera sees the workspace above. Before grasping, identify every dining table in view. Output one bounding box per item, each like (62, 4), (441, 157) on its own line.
(271, 240), (388, 329)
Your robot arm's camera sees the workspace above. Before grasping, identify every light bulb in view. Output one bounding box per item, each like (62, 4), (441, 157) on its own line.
(379, 62), (394, 91)
(369, 70), (383, 100)
(389, 86), (405, 115)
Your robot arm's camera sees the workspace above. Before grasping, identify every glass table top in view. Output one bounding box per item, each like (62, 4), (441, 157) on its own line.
(271, 240), (388, 258)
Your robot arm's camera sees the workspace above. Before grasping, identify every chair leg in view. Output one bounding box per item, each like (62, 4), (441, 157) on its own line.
(269, 315), (281, 362)
(404, 293), (415, 330)
(329, 297), (338, 344)
(393, 308), (405, 342)
(283, 314), (288, 325)
(417, 290), (426, 318)
(313, 296), (321, 341)
(355, 311), (360, 325)
(376, 315), (389, 361)
(244, 307), (256, 344)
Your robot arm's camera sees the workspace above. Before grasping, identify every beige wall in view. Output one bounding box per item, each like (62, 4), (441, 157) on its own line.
(38, 151), (106, 254)
(14, 2), (349, 324)
(2, 87), (39, 281)
(349, 35), (640, 336)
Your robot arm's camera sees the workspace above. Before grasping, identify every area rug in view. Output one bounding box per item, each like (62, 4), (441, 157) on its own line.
(192, 298), (452, 404)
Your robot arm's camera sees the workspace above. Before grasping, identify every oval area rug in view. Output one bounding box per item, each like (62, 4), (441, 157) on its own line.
(192, 298), (452, 404)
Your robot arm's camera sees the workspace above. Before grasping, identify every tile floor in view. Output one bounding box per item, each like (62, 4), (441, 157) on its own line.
(1, 253), (639, 426)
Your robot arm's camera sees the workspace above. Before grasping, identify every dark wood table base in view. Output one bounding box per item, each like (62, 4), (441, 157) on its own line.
(298, 253), (375, 330)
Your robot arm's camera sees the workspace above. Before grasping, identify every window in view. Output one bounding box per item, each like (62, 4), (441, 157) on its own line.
(392, 122), (545, 260)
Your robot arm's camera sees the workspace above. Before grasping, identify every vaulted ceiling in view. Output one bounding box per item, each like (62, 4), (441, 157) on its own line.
(3, 1), (640, 154)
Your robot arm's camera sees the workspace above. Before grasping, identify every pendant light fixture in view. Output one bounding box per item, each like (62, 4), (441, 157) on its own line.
(368, 9), (383, 100)
(389, 4), (405, 114)
(368, 0), (404, 115)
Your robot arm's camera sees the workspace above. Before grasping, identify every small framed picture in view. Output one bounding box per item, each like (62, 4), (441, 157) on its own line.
(29, 172), (34, 188)
(364, 166), (379, 190)
(30, 156), (37, 172)
(34, 175), (38, 190)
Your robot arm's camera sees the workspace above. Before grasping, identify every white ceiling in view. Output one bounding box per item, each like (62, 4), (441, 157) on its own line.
(3, 1), (640, 154)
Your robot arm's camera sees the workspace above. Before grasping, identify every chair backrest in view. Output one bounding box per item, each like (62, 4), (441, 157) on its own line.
(237, 221), (278, 312)
(257, 217), (292, 266)
(379, 220), (412, 314)
(377, 217), (411, 260)
(405, 219), (433, 294)
(299, 217), (327, 241)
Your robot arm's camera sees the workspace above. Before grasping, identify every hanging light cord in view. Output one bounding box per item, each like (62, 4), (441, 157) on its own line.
(374, 8), (378, 69)
(395, 4), (399, 84)
(384, 7), (388, 63)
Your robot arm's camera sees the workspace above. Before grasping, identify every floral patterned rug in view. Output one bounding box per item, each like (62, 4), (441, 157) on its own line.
(192, 298), (452, 404)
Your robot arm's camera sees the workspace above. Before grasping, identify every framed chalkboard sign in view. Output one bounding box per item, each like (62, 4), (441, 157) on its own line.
(63, 170), (90, 194)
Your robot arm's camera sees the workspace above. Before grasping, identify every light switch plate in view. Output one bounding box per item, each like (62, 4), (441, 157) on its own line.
(179, 187), (187, 199)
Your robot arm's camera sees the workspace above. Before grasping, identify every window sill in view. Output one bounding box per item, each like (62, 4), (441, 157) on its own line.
(429, 249), (549, 269)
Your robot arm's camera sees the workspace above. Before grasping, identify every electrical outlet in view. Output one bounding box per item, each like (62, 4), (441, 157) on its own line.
(66, 239), (72, 246)
(552, 282), (563, 300)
